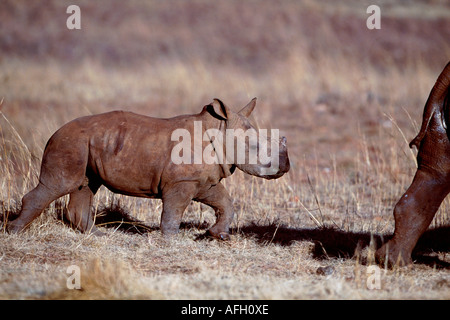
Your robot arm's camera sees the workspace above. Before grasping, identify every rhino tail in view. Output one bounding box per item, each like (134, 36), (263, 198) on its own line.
(409, 61), (450, 150)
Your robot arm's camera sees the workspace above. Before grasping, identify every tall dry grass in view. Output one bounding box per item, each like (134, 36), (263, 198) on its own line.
(0, 0), (449, 299)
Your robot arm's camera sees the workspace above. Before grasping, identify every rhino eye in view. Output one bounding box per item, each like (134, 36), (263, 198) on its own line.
(242, 122), (253, 130)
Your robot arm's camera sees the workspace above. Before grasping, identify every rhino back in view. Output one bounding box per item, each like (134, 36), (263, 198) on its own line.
(77, 111), (175, 196)
(42, 110), (222, 198)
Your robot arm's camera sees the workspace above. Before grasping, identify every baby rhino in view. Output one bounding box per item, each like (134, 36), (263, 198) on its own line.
(8, 98), (290, 239)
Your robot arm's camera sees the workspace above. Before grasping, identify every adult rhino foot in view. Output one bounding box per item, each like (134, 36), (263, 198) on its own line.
(206, 230), (230, 241)
(375, 241), (413, 268)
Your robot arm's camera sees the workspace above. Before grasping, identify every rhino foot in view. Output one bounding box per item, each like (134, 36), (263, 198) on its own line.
(6, 221), (26, 234)
(206, 230), (230, 241)
(375, 241), (413, 268)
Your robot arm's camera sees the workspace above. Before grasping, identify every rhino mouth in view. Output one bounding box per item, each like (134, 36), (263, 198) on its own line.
(258, 155), (290, 179)
(257, 136), (290, 179)
(260, 172), (287, 180)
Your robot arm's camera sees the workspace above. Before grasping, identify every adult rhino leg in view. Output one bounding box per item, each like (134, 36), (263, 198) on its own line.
(376, 168), (450, 266)
(66, 178), (104, 236)
(195, 183), (234, 240)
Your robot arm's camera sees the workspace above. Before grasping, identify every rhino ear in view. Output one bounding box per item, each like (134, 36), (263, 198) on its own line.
(238, 98), (257, 118)
(207, 98), (230, 120)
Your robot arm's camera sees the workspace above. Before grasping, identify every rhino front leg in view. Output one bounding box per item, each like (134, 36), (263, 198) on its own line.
(376, 169), (450, 266)
(67, 181), (104, 236)
(195, 183), (234, 240)
(160, 183), (197, 237)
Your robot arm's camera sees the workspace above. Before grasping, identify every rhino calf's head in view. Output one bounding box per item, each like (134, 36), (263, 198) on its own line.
(206, 98), (290, 179)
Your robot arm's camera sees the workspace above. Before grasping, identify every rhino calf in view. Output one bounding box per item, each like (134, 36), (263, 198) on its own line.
(8, 98), (290, 239)
(376, 61), (450, 266)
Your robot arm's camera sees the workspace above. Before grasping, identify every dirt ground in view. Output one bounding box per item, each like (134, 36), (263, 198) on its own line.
(0, 0), (449, 299)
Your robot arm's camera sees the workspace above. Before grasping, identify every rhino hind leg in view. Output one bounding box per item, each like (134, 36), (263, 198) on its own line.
(8, 135), (91, 233)
(376, 169), (450, 266)
(7, 183), (64, 233)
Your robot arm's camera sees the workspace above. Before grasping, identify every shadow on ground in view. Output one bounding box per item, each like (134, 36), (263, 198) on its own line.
(235, 223), (450, 269)
(93, 204), (450, 269)
(2, 200), (449, 269)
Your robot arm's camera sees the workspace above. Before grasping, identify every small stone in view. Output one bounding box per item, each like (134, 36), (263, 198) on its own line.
(316, 266), (335, 276)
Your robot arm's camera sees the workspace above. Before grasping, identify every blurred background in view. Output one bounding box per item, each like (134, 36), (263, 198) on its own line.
(2, 0), (450, 299)
(0, 0), (450, 221)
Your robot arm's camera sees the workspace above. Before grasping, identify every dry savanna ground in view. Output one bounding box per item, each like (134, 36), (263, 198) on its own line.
(0, 0), (450, 299)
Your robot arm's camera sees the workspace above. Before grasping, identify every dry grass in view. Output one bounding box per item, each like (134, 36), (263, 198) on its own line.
(1, 0), (450, 299)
